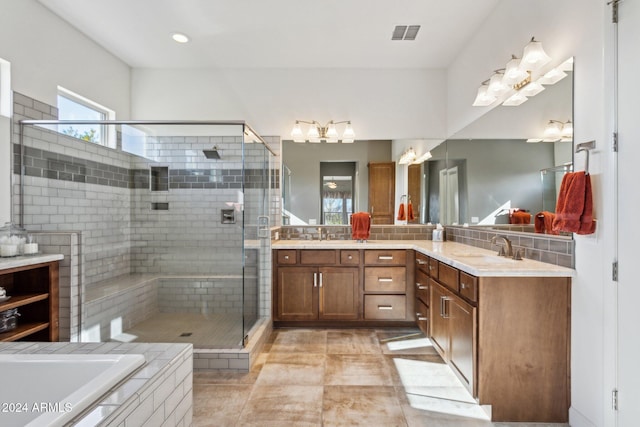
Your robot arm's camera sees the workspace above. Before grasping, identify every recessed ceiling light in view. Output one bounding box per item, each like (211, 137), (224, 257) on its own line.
(171, 33), (190, 43)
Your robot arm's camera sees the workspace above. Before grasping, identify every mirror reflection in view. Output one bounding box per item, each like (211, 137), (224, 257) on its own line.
(426, 59), (573, 237)
(282, 59), (573, 238)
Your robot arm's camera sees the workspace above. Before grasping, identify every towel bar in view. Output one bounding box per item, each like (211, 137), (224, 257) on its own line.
(575, 140), (595, 174)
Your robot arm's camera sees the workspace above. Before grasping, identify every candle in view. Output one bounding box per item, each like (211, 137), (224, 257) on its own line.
(23, 243), (38, 255)
(0, 244), (18, 257)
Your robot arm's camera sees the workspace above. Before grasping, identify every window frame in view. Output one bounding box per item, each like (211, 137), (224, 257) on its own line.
(57, 86), (116, 148)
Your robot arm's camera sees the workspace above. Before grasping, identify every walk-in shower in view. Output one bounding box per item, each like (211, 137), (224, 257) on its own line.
(15, 120), (275, 350)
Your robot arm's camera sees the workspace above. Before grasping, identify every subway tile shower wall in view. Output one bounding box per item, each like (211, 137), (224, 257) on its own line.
(12, 92), (276, 289)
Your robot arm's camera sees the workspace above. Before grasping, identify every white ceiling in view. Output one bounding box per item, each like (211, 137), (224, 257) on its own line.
(37, 0), (500, 69)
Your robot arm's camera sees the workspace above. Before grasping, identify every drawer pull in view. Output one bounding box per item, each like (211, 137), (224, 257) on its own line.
(416, 283), (428, 290)
(284, 255), (289, 260)
(461, 282), (466, 289)
(378, 305), (393, 310)
(378, 278), (393, 282)
(417, 316), (428, 321)
(378, 255), (393, 260)
(348, 255), (353, 260)
(416, 259), (427, 265)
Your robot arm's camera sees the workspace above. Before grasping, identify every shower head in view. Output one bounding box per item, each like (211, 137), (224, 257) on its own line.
(203, 146), (221, 159)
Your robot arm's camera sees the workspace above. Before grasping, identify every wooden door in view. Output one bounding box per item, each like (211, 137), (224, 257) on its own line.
(275, 267), (318, 321)
(429, 279), (449, 358)
(319, 267), (359, 320)
(449, 294), (476, 393)
(368, 162), (395, 224)
(408, 163), (421, 223)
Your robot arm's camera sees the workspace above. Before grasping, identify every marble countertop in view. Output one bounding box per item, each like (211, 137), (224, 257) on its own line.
(271, 240), (574, 278)
(0, 253), (64, 271)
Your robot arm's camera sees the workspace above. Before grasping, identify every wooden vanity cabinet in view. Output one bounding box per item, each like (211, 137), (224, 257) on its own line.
(420, 249), (570, 423)
(0, 260), (59, 342)
(414, 252), (430, 335)
(273, 248), (414, 326)
(275, 250), (359, 322)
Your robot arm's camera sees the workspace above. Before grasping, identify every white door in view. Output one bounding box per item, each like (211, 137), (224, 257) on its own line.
(617, 0), (640, 423)
(439, 167), (459, 225)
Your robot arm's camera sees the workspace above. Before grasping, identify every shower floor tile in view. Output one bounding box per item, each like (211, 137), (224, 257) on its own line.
(113, 312), (245, 348)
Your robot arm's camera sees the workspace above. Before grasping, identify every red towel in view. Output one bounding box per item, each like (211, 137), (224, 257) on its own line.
(552, 171), (596, 234)
(407, 201), (415, 221)
(510, 209), (531, 224)
(397, 203), (406, 221)
(351, 212), (371, 240)
(535, 211), (558, 235)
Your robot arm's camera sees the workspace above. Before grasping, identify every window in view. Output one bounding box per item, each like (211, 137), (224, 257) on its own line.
(57, 86), (115, 148)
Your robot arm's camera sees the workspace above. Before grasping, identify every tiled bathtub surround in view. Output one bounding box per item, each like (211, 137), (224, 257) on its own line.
(0, 341), (193, 426)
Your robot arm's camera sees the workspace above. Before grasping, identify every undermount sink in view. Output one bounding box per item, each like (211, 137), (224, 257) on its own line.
(451, 252), (519, 265)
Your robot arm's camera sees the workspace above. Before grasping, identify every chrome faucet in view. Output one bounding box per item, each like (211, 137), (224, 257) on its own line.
(491, 235), (513, 257)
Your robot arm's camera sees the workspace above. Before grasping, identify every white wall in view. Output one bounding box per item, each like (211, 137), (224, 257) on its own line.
(0, 0), (130, 115)
(447, 1), (613, 426)
(131, 68), (447, 141)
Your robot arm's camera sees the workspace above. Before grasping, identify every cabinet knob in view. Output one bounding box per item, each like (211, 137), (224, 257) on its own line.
(461, 282), (466, 289)
(284, 255), (289, 260)
(348, 255), (353, 260)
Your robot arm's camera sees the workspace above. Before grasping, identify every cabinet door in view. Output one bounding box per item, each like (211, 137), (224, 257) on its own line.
(276, 267), (318, 321)
(429, 280), (449, 358)
(319, 267), (359, 320)
(449, 295), (476, 392)
(368, 162), (395, 224)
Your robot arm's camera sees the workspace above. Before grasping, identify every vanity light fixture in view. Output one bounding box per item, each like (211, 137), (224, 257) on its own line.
(291, 120), (355, 143)
(413, 151), (433, 164)
(399, 148), (432, 165)
(472, 80), (497, 106)
(398, 147), (417, 165)
(472, 37), (553, 107)
(532, 119), (573, 142)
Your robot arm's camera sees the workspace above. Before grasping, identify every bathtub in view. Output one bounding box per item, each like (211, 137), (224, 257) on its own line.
(0, 353), (145, 427)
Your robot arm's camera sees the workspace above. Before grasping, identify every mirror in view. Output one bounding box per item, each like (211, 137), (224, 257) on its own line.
(424, 59), (573, 236)
(281, 59), (573, 234)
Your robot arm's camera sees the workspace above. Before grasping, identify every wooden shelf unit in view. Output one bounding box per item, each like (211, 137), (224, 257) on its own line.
(0, 260), (59, 342)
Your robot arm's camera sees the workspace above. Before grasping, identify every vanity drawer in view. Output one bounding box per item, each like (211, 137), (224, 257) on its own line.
(415, 252), (429, 274)
(459, 272), (478, 303)
(340, 250), (360, 265)
(427, 257), (439, 279)
(277, 250), (297, 264)
(364, 250), (406, 265)
(300, 250), (337, 265)
(438, 262), (459, 292)
(364, 295), (406, 320)
(415, 298), (429, 336)
(415, 269), (430, 305)
(364, 267), (406, 292)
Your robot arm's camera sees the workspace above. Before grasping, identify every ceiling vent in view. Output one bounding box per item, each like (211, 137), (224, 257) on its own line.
(392, 25), (420, 41)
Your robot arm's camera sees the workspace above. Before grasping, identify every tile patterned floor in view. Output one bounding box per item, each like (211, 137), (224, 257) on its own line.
(193, 328), (570, 427)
